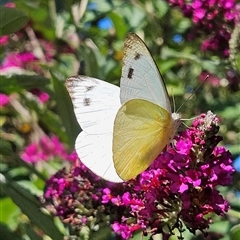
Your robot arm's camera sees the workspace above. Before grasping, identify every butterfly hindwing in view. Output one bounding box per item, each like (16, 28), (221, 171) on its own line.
(113, 99), (174, 180)
(76, 131), (123, 182)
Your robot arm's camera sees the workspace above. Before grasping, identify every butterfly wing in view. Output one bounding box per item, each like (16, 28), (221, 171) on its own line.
(76, 131), (123, 182)
(66, 76), (123, 182)
(113, 33), (181, 180)
(66, 76), (120, 134)
(113, 99), (175, 180)
(120, 33), (171, 112)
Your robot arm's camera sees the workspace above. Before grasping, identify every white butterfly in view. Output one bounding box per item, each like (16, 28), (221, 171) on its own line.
(66, 33), (181, 182)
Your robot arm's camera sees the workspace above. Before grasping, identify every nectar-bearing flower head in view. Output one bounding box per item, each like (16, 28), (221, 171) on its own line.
(43, 111), (234, 240)
(105, 111), (234, 239)
(167, 0), (239, 57)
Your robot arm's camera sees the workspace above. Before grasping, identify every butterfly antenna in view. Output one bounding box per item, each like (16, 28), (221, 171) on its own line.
(176, 75), (209, 113)
(170, 87), (177, 113)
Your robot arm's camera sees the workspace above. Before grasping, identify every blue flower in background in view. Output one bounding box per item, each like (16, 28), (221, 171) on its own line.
(98, 17), (113, 30)
(173, 34), (183, 43)
(236, 191), (240, 198)
(233, 155), (240, 172)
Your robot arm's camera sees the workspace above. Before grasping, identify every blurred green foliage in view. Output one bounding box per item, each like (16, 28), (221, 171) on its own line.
(0, 0), (239, 239)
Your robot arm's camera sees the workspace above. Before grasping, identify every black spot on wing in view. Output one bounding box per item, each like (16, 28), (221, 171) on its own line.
(83, 98), (91, 106)
(86, 86), (95, 92)
(134, 52), (141, 60)
(127, 67), (134, 79)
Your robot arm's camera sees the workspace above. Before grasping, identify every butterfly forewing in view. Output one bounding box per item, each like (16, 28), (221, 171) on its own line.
(66, 76), (121, 134)
(120, 33), (171, 112)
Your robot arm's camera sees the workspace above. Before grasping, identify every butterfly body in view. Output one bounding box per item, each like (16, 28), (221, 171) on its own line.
(66, 33), (181, 182)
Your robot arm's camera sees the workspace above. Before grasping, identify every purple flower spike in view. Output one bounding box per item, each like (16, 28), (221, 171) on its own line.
(104, 111), (234, 239)
(167, 0), (239, 57)
(43, 112), (234, 239)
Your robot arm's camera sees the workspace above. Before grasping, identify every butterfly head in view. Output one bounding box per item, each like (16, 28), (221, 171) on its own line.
(172, 112), (181, 123)
(170, 112), (182, 140)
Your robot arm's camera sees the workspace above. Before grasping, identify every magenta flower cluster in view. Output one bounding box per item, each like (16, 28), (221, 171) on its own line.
(0, 52), (36, 70)
(0, 50), (50, 103)
(43, 165), (113, 233)
(21, 135), (77, 163)
(43, 112), (234, 239)
(0, 39), (55, 76)
(0, 93), (9, 107)
(102, 111), (234, 239)
(167, 0), (239, 57)
(0, 3), (58, 103)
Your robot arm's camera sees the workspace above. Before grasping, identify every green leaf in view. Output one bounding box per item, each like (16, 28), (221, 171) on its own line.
(56, 54), (79, 78)
(1, 75), (50, 94)
(208, 220), (230, 235)
(230, 224), (240, 240)
(131, 231), (154, 239)
(0, 198), (19, 226)
(11, 154), (46, 181)
(89, 0), (113, 13)
(154, 0), (169, 18)
(156, 59), (179, 75)
(17, 92), (69, 144)
(89, 224), (115, 240)
(109, 12), (128, 39)
(235, 54), (240, 71)
(17, 180), (43, 196)
(0, 223), (21, 240)
(1, 175), (64, 239)
(24, 223), (43, 240)
(51, 72), (81, 148)
(0, 139), (12, 156)
(79, 45), (104, 78)
(39, 108), (70, 143)
(0, 6), (29, 36)
(120, 4), (146, 31)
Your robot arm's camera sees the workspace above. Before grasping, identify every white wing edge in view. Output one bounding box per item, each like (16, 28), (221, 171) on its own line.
(75, 130), (124, 183)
